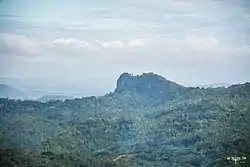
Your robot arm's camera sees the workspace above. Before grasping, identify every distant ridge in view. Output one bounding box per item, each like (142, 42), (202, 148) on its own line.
(0, 84), (24, 99)
(36, 95), (74, 102)
(198, 83), (231, 88)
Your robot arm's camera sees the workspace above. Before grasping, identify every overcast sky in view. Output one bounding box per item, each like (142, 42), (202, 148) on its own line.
(0, 0), (250, 95)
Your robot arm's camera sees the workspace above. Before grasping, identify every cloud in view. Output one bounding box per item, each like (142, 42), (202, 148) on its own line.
(139, 35), (221, 54)
(231, 45), (250, 56)
(95, 39), (148, 49)
(50, 38), (147, 50)
(183, 36), (219, 51)
(51, 37), (90, 48)
(166, 0), (192, 7)
(96, 40), (125, 49)
(243, 14), (250, 20)
(49, 37), (149, 50)
(128, 39), (146, 47)
(0, 33), (40, 56)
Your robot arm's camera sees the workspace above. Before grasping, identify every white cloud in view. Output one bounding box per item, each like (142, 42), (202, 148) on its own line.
(51, 37), (90, 49)
(232, 45), (250, 56)
(128, 39), (146, 47)
(182, 36), (220, 51)
(96, 40), (125, 49)
(95, 39), (147, 49)
(50, 38), (147, 50)
(0, 33), (40, 56)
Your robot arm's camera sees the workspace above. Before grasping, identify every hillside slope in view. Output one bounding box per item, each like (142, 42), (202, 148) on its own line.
(0, 73), (250, 167)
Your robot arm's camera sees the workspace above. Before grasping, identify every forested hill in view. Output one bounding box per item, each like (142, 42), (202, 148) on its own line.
(0, 72), (250, 167)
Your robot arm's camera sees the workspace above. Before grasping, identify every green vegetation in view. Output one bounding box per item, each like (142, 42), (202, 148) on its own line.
(0, 73), (250, 166)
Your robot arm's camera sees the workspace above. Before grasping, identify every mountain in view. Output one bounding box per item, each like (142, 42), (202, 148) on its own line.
(0, 84), (45, 100)
(0, 77), (106, 97)
(115, 73), (185, 92)
(0, 72), (250, 167)
(114, 72), (187, 105)
(36, 95), (75, 102)
(0, 84), (75, 101)
(0, 84), (25, 99)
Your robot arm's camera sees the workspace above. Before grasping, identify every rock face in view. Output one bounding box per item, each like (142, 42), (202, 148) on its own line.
(115, 73), (137, 93)
(115, 72), (186, 102)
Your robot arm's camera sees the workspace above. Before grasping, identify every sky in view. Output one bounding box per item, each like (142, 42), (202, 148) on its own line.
(0, 0), (250, 95)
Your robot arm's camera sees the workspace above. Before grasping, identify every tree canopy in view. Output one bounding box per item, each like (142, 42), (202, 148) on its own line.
(0, 73), (250, 167)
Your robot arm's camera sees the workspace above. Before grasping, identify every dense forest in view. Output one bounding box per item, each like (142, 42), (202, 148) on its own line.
(0, 72), (250, 167)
